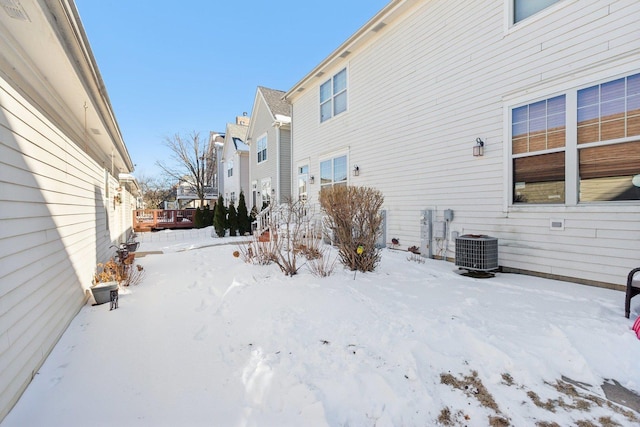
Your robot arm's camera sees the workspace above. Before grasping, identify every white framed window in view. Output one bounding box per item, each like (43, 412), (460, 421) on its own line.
(320, 68), (347, 122)
(227, 160), (234, 177)
(510, 71), (640, 205)
(512, 95), (566, 204)
(511, 0), (560, 24)
(319, 155), (348, 188)
(257, 135), (267, 163)
(298, 165), (309, 201)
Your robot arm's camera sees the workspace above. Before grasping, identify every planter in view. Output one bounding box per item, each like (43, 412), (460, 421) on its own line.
(91, 281), (118, 305)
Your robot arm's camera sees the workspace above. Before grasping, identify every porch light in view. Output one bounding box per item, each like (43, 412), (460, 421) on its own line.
(473, 138), (485, 156)
(352, 165), (360, 176)
(309, 175), (315, 184)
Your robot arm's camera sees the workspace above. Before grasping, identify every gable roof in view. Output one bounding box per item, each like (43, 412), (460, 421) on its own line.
(225, 123), (249, 152)
(258, 86), (291, 118)
(246, 86), (291, 141)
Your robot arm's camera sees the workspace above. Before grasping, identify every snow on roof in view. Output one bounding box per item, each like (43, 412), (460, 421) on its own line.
(233, 137), (249, 152)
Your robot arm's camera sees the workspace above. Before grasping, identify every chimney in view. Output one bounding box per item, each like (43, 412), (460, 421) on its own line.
(236, 112), (250, 126)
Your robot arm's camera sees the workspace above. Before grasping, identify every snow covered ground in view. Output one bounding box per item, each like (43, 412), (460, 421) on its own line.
(3, 227), (640, 426)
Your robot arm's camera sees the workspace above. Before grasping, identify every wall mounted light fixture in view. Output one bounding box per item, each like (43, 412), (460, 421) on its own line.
(473, 138), (485, 156)
(309, 175), (315, 184)
(352, 165), (360, 176)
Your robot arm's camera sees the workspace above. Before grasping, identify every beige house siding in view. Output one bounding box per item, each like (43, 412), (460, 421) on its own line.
(286, 0), (640, 287)
(278, 127), (292, 201)
(0, 1), (135, 421)
(247, 87), (292, 207)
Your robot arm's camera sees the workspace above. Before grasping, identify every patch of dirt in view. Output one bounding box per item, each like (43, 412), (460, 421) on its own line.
(438, 371), (638, 426)
(440, 370), (509, 426)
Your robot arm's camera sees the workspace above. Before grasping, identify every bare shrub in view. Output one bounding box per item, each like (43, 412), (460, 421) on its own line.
(236, 237), (279, 265)
(268, 198), (309, 276)
(122, 264), (145, 287)
(237, 198), (314, 276)
(319, 186), (384, 272)
(307, 248), (338, 277)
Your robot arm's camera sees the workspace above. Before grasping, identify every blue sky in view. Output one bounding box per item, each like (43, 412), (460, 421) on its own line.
(75, 0), (390, 179)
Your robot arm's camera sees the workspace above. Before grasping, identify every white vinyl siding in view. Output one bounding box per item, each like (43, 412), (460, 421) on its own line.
(0, 75), (131, 419)
(289, 0), (640, 286)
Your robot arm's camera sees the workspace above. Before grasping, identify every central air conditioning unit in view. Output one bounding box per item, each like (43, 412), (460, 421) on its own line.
(455, 235), (498, 271)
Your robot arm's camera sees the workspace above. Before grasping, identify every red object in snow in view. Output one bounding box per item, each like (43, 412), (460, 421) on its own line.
(633, 316), (640, 340)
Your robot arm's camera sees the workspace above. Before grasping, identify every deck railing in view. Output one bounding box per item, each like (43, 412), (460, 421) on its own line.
(133, 209), (196, 232)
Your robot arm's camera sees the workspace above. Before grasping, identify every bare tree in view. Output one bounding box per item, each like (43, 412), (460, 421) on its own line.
(137, 174), (173, 209)
(156, 131), (213, 207)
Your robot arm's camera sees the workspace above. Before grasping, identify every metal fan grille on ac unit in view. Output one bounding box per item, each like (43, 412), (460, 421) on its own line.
(455, 235), (498, 271)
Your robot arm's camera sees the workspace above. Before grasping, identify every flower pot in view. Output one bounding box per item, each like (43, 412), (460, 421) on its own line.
(91, 281), (118, 305)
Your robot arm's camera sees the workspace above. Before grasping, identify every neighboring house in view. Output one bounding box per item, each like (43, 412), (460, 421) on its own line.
(284, 0), (640, 289)
(246, 86), (292, 210)
(221, 116), (250, 206)
(0, 1), (136, 421)
(173, 132), (224, 209)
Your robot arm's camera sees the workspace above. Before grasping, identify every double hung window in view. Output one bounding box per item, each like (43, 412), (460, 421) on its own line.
(257, 135), (267, 163)
(227, 160), (233, 177)
(320, 68), (347, 122)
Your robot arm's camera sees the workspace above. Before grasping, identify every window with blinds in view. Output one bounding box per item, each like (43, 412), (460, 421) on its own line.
(511, 72), (640, 204)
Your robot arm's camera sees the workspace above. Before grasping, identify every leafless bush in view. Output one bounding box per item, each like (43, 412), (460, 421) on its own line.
(307, 248), (338, 277)
(319, 186), (384, 272)
(267, 198), (309, 276)
(294, 228), (323, 260)
(236, 238), (279, 265)
(122, 264), (146, 287)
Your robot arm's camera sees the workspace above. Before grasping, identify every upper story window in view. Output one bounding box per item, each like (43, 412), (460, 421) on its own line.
(511, 72), (640, 205)
(320, 68), (347, 122)
(513, 0), (560, 24)
(257, 135), (267, 163)
(320, 155), (347, 188)
(227, 160), (234, 177)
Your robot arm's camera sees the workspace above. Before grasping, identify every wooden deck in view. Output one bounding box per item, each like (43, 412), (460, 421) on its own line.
(133, 209), (196, 232)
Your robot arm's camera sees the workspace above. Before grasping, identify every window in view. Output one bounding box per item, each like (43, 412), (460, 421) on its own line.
(512, 96), (566, 204)
(261, 178), (271, 206)
(577, 73), (640, 201)
(511, 72), (640, 205)
(257, 135), (267, 163)
(298, 165), (308, 201)
(513, 0), (560, 23)
(227, 160), (233, 177)
(320, 155), (348, 188)
(320, 68), (347, 122)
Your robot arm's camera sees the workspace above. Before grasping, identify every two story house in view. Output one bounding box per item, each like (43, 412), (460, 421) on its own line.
(0, 0), (137, 421)
(284, 0), (640, 288)
(246, 86), (292, 210)
(221, 116), (250, 206)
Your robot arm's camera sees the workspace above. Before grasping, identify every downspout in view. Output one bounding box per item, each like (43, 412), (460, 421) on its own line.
(276, 125), (281, 204)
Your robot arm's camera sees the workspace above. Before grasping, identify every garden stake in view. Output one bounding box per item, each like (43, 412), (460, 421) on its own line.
(354, 245), (364, 280)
